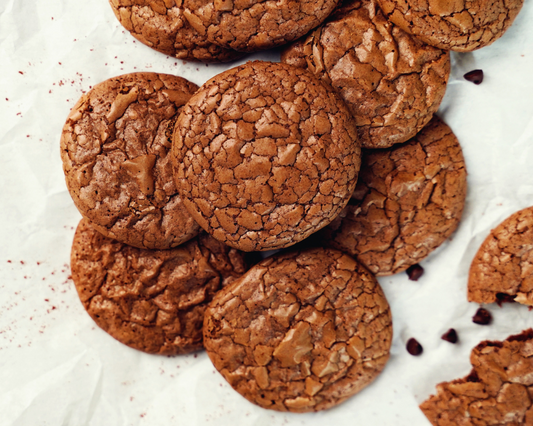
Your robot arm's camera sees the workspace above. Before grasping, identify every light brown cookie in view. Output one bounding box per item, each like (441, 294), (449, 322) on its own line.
(109, 0), (244, 63)
(71, 219), (247, 355)
(172, 61), (361, 252)
(181, 0), (341, 52)
(319, 116), (467, 276)
(280, 0), (450, 149)
(377, 0), (524, 52)
(60, 72), (200, 249)
(420, 329), (533, 425)
(203, 248), (393, 412)
(468, 206), (533, 306)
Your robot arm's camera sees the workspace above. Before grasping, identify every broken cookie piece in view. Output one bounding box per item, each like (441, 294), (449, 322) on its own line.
(203, 248), (393, 412)
(420, 329), (533, 425)
(60, 72), (200, 249)
(468, 206), (533, 306)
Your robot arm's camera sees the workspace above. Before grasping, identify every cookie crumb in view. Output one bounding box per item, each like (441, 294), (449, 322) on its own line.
(441, 328), (458, 343)
(472, 308), (492, 325)
(406, 338), (423, 355)
(406, 264), (424, 281)
(464, 70), (484, 85)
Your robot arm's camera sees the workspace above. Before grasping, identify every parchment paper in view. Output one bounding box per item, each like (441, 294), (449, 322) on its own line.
(1, 1), (533, 424)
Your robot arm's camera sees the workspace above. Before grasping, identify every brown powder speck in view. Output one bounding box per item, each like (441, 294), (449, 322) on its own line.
(18, 71), (23, 75)
(45, 299), (49, 302)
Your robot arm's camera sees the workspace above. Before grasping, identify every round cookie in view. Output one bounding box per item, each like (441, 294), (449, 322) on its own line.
(61, 72), (200, 250)
(172, 61), (361, 252)
(71, 219), (248, 355)
(280, 0), (450, 149)
(468, 206), (533, 306)
(377, 0), (524, 52)
(319, 116), (467, 276)
(181, 0), (342, 52)
(203, 248), (393, 412)
(109, 0), (244, 63)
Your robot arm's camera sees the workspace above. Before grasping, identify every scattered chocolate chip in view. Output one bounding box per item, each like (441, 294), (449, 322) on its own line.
(495, 293), (516, 307)
(407, 338), (423, 356)
(406, 264), (424, 281)
(472, 308), (492, 325)
(464, 70), (484, 85)
(441, 328), (458, 343)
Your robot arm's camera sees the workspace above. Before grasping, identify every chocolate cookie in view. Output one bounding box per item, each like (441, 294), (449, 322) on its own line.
(109, 0), (244, 63)
(468, 206), (533, 306)
(280, 0), (450, 149)
(319, 116), (467, 276)
(71, 219), (247, 355)
(61, 72), (200, 249)
(203, 248), (393, 412)
(420, 329), (533, 425)
(181, 0), (341, 52)
(377, 0), (524, 52)
(172, 61), (361, 252)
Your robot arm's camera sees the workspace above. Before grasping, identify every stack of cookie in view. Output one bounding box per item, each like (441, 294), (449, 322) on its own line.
(58, 0), (529, 420)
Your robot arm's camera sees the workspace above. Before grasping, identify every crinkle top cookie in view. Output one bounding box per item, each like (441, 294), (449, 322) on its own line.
(281, 0), (450, 149)
(377, 0), (524, 52)
(172, 61), (361, 252)
(203, 248), (393, 412)
(61, 72), (200, 249)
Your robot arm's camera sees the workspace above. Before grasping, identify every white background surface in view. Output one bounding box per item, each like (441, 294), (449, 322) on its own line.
(1, 1), (533, 425)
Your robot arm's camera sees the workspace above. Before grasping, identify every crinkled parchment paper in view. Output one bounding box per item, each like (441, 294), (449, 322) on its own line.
(1, 1), (533, 424)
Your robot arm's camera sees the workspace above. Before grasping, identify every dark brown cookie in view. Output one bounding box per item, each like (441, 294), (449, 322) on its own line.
(181, 0), (341, 52)
(203, 248), (393, 412)
(420, 329), (533, 425)
(377, 0), (524, 52)
(109, 0), (244, 63)
(71, 219), (247, 355)
(319, 116), (467, 276)
(468, 206), (533, 306)
(172, 61), (361, 252)
(61, 72), (200, 250)
(280, 0), (450, 149)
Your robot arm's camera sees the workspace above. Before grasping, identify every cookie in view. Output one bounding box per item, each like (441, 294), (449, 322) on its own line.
(71, 219), (247, 355)
(181, 0), (341, 52)
(172, 61), (361, 252)
(377, 0), (524, 52)
(203, 248), (393, 412)
(280, 0), (450, 149)
(468, 206), (533, 306)
(420, 329), (533, 425)
(60, 72), (200, 250)
(319, 116), (467, 276)
(109, 0), (244, 63)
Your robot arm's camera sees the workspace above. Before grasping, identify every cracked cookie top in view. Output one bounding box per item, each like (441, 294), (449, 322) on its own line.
(319, 116), (467, 276)
(60, 72), (200, 249)
(377, 0), (524, 52)
(71, 219), (248, 355)
(172, 61), (361, 252)
(420, 329), (533, 425)
(181, 0), (341, 52)
(109, 0), (244, 63)
(203, 248), (393, 412)
(468, 206), (533, 306)
(281, 0), (450, 149)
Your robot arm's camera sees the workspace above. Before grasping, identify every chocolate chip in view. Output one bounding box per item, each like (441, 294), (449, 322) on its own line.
(441, 328), (458, 343)
(406, 338), (423, 356)
(464, 70), (484, 85)
(472, 308), (492, 325)
(496, 293), (516, 307)
(406, 264), (424, 281)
